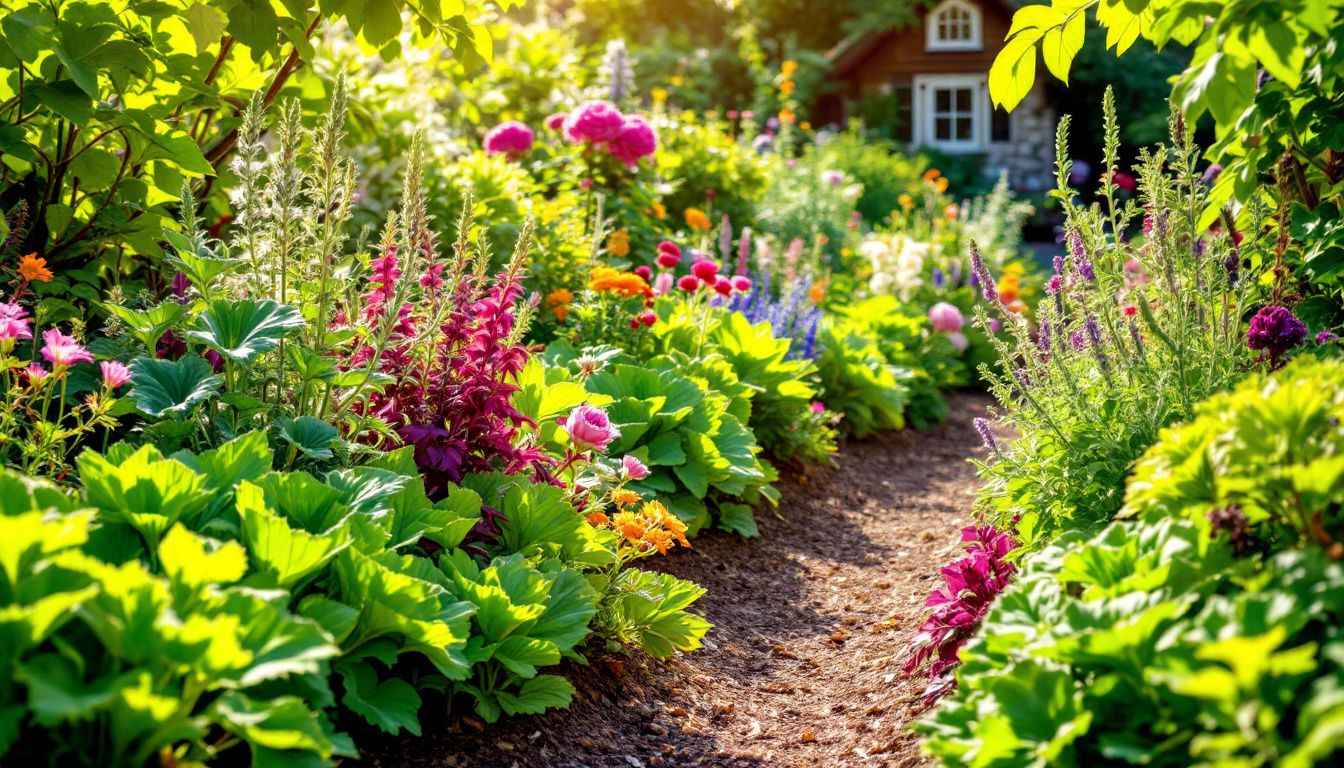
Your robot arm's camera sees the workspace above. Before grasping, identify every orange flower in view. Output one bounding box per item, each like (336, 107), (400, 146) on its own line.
(589, 266), (653, 299)
(610, 488), (642, 506)
(935, 177), (949, 194)
(781, 60), (798, 77)
(607, 229), (631, 258)
(651, 201), (667, 219)
(923, 169), (941, 182)
(778, 108), (796, 124)
(641, 528), (675, 555)
(17, 253), (52, 283)
(997, 274), (1020, 304)
(1005, 299), (1026, 314)
(546, 288), (573, 322)
(684, 207), (712, 231)
(780, 80), (796, 96)
(611, 511), (647, 543)
(644, 501), (690, 547)
(945, 204), (960, 219)
(799, 121), (811, 131)
(898, 194), (915, 210)
(586, 512), (610, 527)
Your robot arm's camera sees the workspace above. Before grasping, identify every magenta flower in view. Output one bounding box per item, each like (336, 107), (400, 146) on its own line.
(691, 260), (719, 283)
(1247, 304), (1307, 368)
(544, 112), (568, 131)
(608, 115), (657, 168)
(40, 328), (93, 368)
(677, 275), (700, 292)
(634, 265), (653, 281)
(560, 404), (621, 454)
(713, 275), (733, 297)
(810, 401), (825, 414)
(621, 454), (650, 480)
(483, 121), (535, 158)
(657, 241), (682, 258)
(928, 302), (963, 333)
(563, 101), (625, 144)
(656, 252), (680, 269)
(100, 360), (133, 389)
(731, 276), (752, 293)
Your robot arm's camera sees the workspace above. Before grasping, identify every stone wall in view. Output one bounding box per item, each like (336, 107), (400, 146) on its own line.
(984, 79), (1055, 193)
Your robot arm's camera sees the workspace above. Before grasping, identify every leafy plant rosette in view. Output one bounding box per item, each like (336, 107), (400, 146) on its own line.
(915, 356), (1344, 767)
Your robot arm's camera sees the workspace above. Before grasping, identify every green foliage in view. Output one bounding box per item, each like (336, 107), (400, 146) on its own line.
(656, 112), (771, 229)
(813, 319), (908, 438)
(815, 128), (927, 225)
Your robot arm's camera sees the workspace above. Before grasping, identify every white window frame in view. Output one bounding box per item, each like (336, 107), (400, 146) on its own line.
(912, 74), (988, 154)
(925, 0), (983, 52)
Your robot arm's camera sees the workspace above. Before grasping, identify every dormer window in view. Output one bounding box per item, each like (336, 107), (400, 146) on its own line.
(926, 0), (983, 52)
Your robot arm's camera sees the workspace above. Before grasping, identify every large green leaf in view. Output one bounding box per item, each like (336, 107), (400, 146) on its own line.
(101, 301), (186, 353)
(186, 299), (305, 366)
(128, 356), (222, 420)
(337, 660), (422, 736)
(275, 417), (339, 461)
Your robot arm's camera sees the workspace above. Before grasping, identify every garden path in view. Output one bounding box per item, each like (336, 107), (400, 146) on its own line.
(355, 394), (995, 768)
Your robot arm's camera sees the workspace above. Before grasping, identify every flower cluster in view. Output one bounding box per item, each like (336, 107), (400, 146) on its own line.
(904, 524), (1019, 699)
(862, 235), (932, 301)
(555, 100), (658, 169)
(587, 495), (691, 557)
(588, 265), (654, 300)
(483, 120), (535, 158)
(728, 271), (822, 360)
(1247, 304), (1307, 369)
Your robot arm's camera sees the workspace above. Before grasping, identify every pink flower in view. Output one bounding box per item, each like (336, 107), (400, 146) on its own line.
(713, 276), (733, 296)
(580, 178), (593, 190)
(100, 360), (133, 389)
(657, 241), (682, 258)
(947, 332), (969, 352)
(656, 252), (680, 269)
(563, 101), (625, 144)
(634, 266), (653, 281)
(928, 302), (963, 333)
(608, 115), (658, 168)
(691, 260), (719, 282)
(621, 454), (650, 480)
(1110, 172), (1137, 192)
(677, 275), (700, 292)
(40, 328), (93, 368)
(484, 121), (535, 157)
(810, 401), (825, 414)
(544, 112), (568, 131)
(653, 272), (674, 296)
(731, 276), (752, 293)
(560, 404), (622, 454)
(0, 302), (32, 349)
(25, 363), (48, 385)
(640, 310), (657, 327)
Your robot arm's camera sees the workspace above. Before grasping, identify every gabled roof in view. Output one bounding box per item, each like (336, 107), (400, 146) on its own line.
(825, 0), (1022, 79)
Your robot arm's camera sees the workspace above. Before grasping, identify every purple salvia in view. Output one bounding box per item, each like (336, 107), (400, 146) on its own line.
(969, 242), (997, 302)
(1037, 315), (1052, 353)
(973, 417), (998, 453)
(1053, 255), (1066, 277)
(1069, 232), (1096, 282)
(1086, 314), (1112, 382)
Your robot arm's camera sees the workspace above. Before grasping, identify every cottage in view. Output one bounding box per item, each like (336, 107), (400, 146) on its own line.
(823, 0), (1056, 192)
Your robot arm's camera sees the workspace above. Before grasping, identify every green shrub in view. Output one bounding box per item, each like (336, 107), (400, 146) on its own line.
(815, 129), (926, 225)
(813, 319), (909, 438)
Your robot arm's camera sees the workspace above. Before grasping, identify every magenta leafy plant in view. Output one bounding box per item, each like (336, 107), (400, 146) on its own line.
(904, 523), (1019, 700)
(347, 172), (546, 498)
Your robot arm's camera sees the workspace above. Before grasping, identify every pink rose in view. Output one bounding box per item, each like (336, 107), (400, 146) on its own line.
(608, 115), (658, 168)
(677, 275), (701, 292)
(563, 101), (625, 144)
(544, 112), (568, 131)
(928, 302), (964, 333)
(484, 121), (535, 157)
(691, 260), (719, 282)
(560, 404), (621, 454)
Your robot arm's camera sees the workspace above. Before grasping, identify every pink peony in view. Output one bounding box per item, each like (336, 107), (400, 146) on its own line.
(544, 112), (568, 131)
(564, 101), (625, 144)
(40, 328), (93, 368)
(634, 265), (653, 281)
(657, 241), (682, 258)
(731, 276), (752, 293)
(484, 121), (535, 157)
(100, 360), (133, 389)
(656, 252), (680, 269)
(677, 275), (701, 292)
(692, 260), (719, 282)
(608, 115), (657, 168)
(928, 302), (964, 333)
(621, 454), (650, 480)
(560, 404), (622, 454)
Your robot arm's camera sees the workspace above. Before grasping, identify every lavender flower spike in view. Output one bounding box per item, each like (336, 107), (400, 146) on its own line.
(1069, 230), (1096, 282)
(973, 417), (999, 452)
(969, 241), (997, 302)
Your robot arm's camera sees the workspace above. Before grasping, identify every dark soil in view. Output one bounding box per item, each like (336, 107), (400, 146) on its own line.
(353, 393), (995, 768)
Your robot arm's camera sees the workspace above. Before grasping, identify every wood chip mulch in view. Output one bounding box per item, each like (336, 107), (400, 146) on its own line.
(351, 393), (995, 768)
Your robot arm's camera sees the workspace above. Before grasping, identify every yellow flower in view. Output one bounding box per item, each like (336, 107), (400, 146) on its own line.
(612, 511), (647, 543)
(780, 80), (796, 96)
(799, 121), (811, 131)
(610, 488), (642, 506)
(936, 177), (949, 194)
(684, 207), (711, 231)
(607, 229), (631, 257)
(778, 108), (796, 124)
(652, 87), (669, 103)
(898, 194), (915, 210)
(17, 253), (52, 283)
(923, 168), (941, 182)
(589, 265), (653, 298)
(670, 75), (685, 86)
(781, 60), (798, 77)
(641, 528), (675, 555)
(997, 273), (1021, 304)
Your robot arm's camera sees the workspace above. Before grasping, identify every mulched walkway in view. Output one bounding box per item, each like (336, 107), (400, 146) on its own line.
(353, 393), (994, 768)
